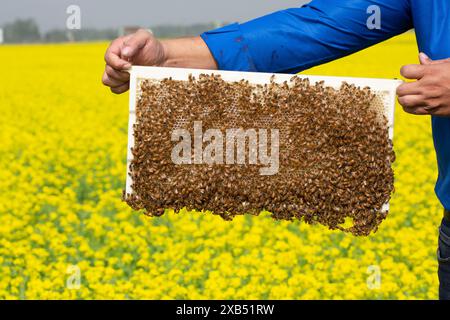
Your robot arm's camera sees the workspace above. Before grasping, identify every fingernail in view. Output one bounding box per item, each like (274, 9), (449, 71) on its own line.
(123, 63), (132, 69)
(122, 46), (132, 57)
(419, 52), (429, 61)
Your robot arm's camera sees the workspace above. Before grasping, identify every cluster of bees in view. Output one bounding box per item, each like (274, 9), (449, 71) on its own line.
(124, 74), (395, 236)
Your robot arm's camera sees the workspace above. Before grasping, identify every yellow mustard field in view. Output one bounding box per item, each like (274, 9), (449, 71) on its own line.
(0, 31), (444, 299)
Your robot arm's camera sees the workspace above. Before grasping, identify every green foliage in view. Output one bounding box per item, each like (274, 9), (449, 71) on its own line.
(3, 18), (41, 43)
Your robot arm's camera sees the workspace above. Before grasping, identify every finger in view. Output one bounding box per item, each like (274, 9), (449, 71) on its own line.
(398, 95), (426, 108)
(111, 82), (130, 95)
(419, 52), (450, 65)
(105, 65), (130, 82)
(422, 87), (443, 99)
(396, 81), (422, 97)
(105, 49), (132, 70)
(102, 72), (126, 88)
(423, 99), (442, 110)
(402, 105), (430, 116)
(434, 58), (450, 64)
(419, 52), (433, 65)
(122, 29), (152, 59)
(400, 64), (427, 80)
(426, 106), (450, 117)
(105, 38), (132, 70)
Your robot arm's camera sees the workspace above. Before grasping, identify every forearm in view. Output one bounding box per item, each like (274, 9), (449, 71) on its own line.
(161, 37), (218, 70)
(201, 0), (412, 73)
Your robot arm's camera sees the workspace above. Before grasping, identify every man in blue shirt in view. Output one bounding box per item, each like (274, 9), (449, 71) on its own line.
(102, 0), (450, 299)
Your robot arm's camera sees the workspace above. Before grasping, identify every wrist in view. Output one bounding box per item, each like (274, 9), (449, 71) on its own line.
(160, 40), (171, 67)
(160, 37), (217, 70)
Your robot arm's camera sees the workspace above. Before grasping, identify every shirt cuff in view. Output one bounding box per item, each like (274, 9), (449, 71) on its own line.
(200, 23), (257, 72)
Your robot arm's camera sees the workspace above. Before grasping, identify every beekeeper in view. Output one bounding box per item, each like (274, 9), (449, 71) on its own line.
(102, 0), (450, 300)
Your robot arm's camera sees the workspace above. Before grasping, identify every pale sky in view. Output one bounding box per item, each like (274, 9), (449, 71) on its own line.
(0, 0), (309, 32)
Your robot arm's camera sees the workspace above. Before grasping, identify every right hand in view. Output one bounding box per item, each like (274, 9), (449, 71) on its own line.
(102, 29), (167, 94)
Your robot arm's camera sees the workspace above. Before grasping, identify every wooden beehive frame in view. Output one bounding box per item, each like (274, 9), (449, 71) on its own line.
(126, 66), (402, 213)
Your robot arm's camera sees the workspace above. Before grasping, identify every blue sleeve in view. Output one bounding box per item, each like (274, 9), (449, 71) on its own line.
(200, 0), (412, 73)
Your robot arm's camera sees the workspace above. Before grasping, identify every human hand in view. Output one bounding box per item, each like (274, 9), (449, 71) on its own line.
(102, 29), (166, 94)
(397, 53), (450, 117)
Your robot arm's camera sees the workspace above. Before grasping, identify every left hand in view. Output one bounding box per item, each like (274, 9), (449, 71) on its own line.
(397, 53), (450, 117)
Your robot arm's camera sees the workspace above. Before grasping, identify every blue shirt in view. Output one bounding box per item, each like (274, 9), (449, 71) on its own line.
(201, 0), (450, 210)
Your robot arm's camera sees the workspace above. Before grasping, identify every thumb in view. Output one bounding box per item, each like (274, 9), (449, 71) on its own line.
(419, 52), (432, 65)
(121, 29), (152, 59)
(419, 52), (450, 65)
